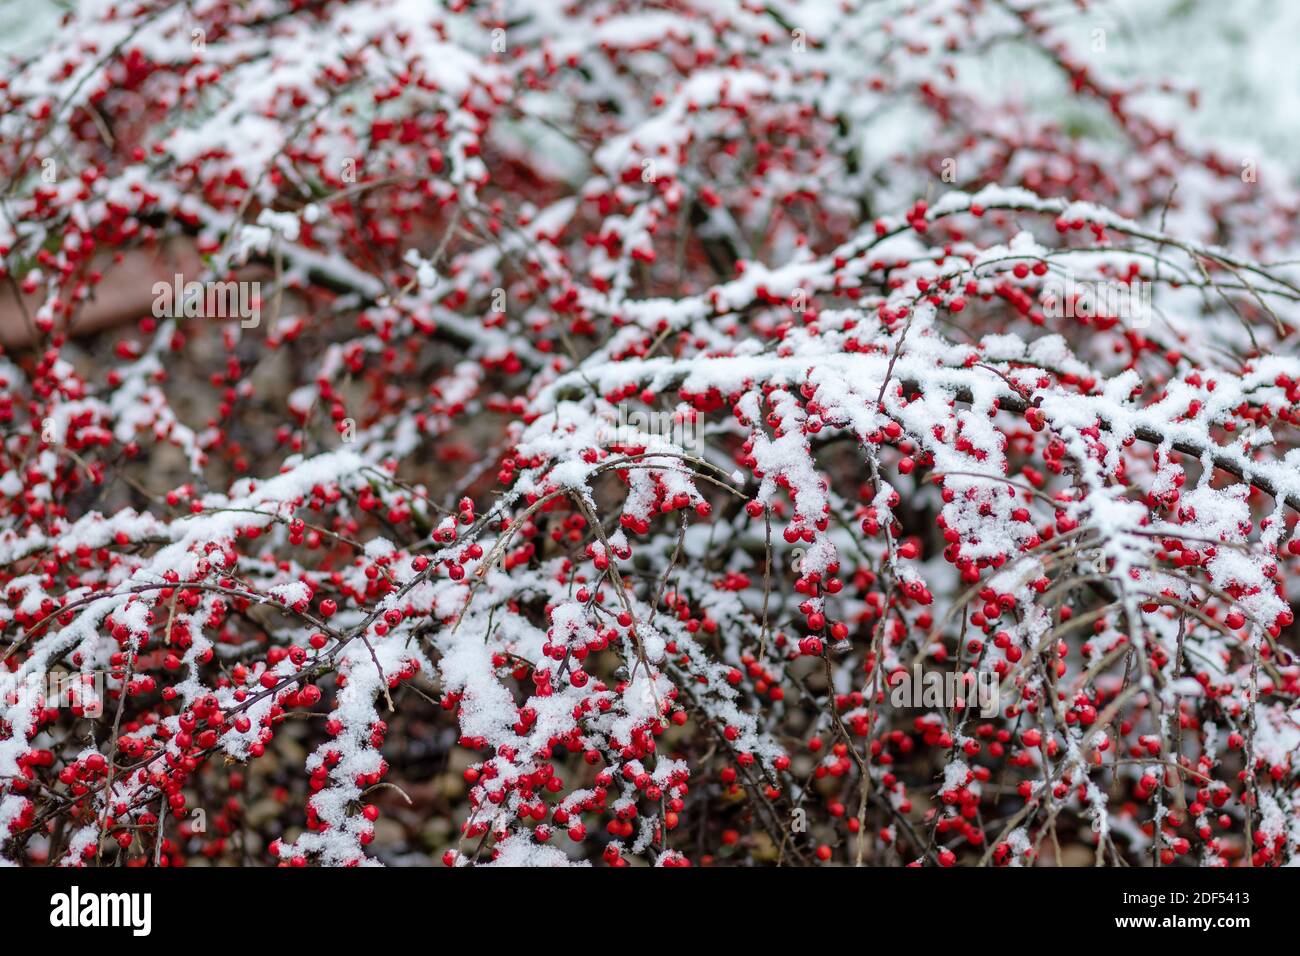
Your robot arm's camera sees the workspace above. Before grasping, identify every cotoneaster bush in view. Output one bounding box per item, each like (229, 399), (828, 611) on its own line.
(2, 0), (1300, 867)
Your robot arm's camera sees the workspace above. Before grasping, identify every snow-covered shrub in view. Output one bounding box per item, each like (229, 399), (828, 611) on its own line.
(2, 0), (1299, 867)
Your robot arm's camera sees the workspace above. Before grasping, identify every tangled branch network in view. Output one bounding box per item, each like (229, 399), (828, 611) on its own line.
(2, 0), (1300, 867)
